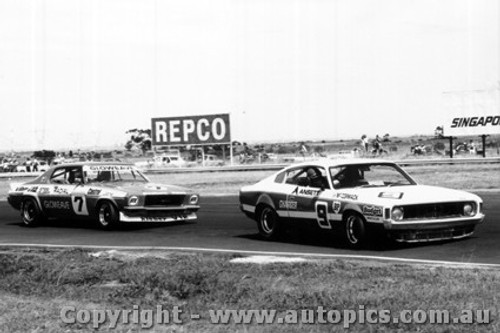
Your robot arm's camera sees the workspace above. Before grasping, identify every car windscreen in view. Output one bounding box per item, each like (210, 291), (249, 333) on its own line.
(330, 163), (416, 189)
(83, 165), (148, 183)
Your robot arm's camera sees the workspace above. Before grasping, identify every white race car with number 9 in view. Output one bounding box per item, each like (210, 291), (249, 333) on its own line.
(239, 159), (484, 248)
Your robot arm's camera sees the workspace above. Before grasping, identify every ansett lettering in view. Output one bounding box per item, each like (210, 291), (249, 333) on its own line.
(292, 187), (320, 197)
(451, 116), (500, 128)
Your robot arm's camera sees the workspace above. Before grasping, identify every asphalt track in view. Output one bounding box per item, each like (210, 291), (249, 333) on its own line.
(0, 192), (498, 265)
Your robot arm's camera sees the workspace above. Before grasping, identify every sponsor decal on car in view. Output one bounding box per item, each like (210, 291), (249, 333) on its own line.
(140, 214), (186, 222)
(279, 200), (298, 210)
(28, 186), (38, 193)
(15, 186), (30, 192)
(378, 192), (404, 199)
(38, 187), (51, 194)
(43, 200), (71, 210)
(87, 165), (133, 171)
(87, 188), (102, 196)
(362, 205), (383, 217)
(332, 200), (342, 214)
(53, 186), (70, 195)
(291, 187), (321, 197)
(336, 193), (358, 201)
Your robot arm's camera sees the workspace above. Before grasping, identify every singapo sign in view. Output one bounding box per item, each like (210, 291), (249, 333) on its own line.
(443, 88), (500, 136)
(151, 114), (231, 146)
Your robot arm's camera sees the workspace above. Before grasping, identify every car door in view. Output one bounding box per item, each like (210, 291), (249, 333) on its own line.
(38, 166), (85, 218)
(285, 166), (331, 228)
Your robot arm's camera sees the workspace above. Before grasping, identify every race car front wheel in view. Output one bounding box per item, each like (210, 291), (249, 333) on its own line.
(257, 205), (282, 240)
(97, 201), (119, 230)
(21, 198), (43, 227)
(342, 212), (367, 249)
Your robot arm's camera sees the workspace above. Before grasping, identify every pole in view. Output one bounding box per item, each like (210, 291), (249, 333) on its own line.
(230, 141), (233, 166)
(480, 134), (488, 158)
(448, 136), (454, 158)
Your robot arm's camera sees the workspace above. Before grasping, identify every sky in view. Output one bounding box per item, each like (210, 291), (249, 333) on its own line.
(0, 0), (499, 151)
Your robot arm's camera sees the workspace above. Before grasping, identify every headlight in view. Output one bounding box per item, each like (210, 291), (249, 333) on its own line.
(392, 207), (404, 221)
(189, 195), (199, 205)
(128, 196), (139, 206)
(463, 203), (475, 217)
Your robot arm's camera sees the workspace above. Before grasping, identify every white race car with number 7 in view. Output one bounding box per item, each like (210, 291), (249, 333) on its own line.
(239, 159), (485, 248)
(8, 162), (200, 229)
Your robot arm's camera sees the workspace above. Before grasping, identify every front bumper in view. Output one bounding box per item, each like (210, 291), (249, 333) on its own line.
(119, 211), (198, 223)
(383, 215), (484, 242)
(119, 205), (200, 223)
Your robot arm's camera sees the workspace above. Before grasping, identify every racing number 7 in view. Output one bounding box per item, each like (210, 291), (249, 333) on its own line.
(73, 197), (84, 212)
(315, 202), (332, 229)
(71, 196), (89, 216)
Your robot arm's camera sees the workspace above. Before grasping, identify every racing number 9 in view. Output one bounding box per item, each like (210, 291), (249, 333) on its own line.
(71, 196), (89, 216)
(315, 202), (331, 229)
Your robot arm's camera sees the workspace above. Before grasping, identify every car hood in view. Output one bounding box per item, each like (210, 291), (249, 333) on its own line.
(93, 182), (193, 195)
(333, 185), (481, 206)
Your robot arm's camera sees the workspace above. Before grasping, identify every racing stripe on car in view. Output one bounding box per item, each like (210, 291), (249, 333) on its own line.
(287, 211), (318, 219)
(241, 204), (256, 213)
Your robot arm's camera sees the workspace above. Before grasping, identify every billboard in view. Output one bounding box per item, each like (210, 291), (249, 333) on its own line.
(151, 113), (231, 146)
(443, 87), (500, 136)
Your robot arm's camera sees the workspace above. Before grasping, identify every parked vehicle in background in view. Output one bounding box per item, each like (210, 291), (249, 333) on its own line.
(135, 154), (187, 169)
(15, 165), (27, 172)
(200, 154), (225, 166)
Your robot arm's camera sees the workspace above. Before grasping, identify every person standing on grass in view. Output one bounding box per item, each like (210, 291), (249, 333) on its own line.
(32, 158), (39, 172)
(361, 135), (369, 154)
(469, 140), (476, 155)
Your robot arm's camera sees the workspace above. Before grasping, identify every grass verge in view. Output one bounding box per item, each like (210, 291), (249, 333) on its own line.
(0, 248), (498, 332)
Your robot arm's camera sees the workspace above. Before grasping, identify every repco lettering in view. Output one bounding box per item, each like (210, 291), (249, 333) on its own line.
(152, 114), (230, 145)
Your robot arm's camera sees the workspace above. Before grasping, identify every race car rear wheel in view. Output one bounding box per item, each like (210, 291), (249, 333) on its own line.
(342, 212), (367, 249)
(257, 205), (282, 240)
(21, 198), (43, 227)
(97, 201), (119, 230)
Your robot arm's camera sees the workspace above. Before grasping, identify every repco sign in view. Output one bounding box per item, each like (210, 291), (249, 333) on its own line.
(152, 114), (231, 146)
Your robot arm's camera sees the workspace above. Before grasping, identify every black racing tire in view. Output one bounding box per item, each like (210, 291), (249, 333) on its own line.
(21, 198), (43, 227)
(96, 201), (119, 230)
(256, 205), (282, 240)
(341, 212), (367, 249)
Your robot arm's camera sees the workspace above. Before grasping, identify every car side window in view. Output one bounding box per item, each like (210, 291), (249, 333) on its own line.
(285, 167), (330, 189)
(274, 171), (286, 183)
(50, 167), (84, 185)
(285, 168), (304, 185)
(50, 168), (68, 184)
(305, 167), (329, 189)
